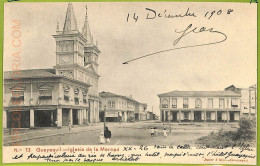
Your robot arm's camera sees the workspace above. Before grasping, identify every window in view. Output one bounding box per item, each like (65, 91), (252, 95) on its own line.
(39, 89), (52, 100)
(108, 101), (115, 108)
(82, 90), (87, 104)
(83, 95), (87, 103)
(74, 88), (79, 105)
(74, 97), (79, 105)
(172, 98), (177, 108)
(208, 98), (213, 108)
(63, 86), (70, 101)
(161, 98), (168, 108)
(184, 112), (189, 120)
(195, 98), (202, 108)
(183, 98), (188, 108)
(231, 98), (238, 108)
(11, 89), (24, 104)
(219, 99), (225, 109)
(206, 112), (211, 120)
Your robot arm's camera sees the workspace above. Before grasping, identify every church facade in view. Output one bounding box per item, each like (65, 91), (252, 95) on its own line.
(3, 3), (101, 128)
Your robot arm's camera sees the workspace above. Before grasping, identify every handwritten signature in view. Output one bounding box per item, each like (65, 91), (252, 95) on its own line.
(123, 24), (227, 64)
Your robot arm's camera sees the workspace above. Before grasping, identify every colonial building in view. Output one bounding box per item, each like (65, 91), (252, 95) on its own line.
(135, 103), (147, 121)
(230, 84), (257, 117)
(3, 3), (101, 128)
(99, 92), (147, 122)
(158, 87), (243, 123)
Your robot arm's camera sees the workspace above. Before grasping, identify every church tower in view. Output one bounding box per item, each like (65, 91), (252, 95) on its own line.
(53, 2), (87, 82)
(53, 3), (101, 123)
(82, 5), (100, 73)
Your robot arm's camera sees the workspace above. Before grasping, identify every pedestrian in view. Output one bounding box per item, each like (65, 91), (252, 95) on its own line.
(68, 120), (72, 131)
(150, 127), (154, 137)
(99, 131), (105, 144)
(154, 127), (158, 137)
(163, 127), (167, 137)
(104, 126), (112, 143)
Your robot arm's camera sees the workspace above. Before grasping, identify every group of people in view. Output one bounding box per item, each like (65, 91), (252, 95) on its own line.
(151, 127), (167, 137)
(99, 126), (112, 144)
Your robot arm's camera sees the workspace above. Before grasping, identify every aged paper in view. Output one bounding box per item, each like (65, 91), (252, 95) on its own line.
(3, 2), (257, 165)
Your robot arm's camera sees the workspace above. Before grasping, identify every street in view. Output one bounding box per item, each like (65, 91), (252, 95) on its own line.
(8, 121), (239, 146)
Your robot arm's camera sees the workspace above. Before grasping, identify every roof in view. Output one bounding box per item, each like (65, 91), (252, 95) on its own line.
(63, 3), (78, 33)
(4, 68), (91, 87)
(100, 91), (139, 103)
(4, 69), (59, 79)
(158, 90), (241, 97)
(82, 5), (93, 45)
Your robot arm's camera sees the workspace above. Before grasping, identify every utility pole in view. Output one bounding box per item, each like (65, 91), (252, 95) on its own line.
(103, 106), (106, 131)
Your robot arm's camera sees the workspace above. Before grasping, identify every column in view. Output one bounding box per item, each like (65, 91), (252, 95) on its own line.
(78, 110), (82, 125)
(57, 108), (62, 127)
(178, 110), (181, 123)
(81, 110), (84, 124)
(162, 111), (165, 122)
(51, 111), (54, 126)
(191, 110), (194, 122)
(3, 109), (7, 128)
(69, 108), (73, 125)
(204, 111), (207, 122)
(30, 109), (34, 128)
(86, 110), (89, 123)
(83, 109), (87, 124)
(215, 110), (217, 123)
(227, 111), (229, 123)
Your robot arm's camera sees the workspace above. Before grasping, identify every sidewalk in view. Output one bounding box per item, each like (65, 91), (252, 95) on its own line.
(3, 123), (104, 146)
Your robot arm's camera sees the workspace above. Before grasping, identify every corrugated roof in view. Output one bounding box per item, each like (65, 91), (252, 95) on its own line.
(4, 69), (59, 79)
(158, 90), (241, 97)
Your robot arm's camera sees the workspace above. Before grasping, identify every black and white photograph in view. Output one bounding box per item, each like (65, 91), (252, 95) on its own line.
(2, 2), (257, 165)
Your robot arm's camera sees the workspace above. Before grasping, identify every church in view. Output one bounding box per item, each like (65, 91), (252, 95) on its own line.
(3, 3), (101, 128)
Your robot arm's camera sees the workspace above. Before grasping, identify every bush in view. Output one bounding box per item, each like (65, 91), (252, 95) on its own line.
(196, 116), (256, 147)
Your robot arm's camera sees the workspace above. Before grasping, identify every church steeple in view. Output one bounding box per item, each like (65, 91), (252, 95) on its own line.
(82, 5), (93, 45)
(63, 2), (78, 33)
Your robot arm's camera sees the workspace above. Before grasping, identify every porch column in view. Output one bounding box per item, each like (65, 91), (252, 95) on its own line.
(227, 111), (229, 123)
(178, 110), (181, 122)
(30, 109), (34, 128)
(215, 110), (217, 123)
(86, 110), (89, 123)
(191, 110), (194, 122)
(82, 110), (84, 124)
(57, 108), (62, 127)
(78, 110), (82, 125)
(51, 111), (54, 126)
(162, 111), (164, 122)
(204, 111), (207, 122)
(168, 111), (171, 122)
(69, 108), (73, 125)
(83, 109), (87, 124)
(3, 109), (7, 128)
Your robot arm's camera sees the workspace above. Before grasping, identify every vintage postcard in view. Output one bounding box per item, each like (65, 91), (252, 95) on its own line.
(2, 1), (257, 165)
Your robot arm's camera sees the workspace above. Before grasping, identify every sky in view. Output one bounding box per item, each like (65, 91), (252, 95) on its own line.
(4, 2), (257, 115)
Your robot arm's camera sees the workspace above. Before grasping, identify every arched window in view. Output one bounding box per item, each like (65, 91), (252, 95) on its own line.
(195, 98), (202, 108)
(161, 98), (169, 108)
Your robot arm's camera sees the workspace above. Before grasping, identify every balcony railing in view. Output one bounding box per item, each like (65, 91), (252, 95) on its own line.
(162, 104), (168, 108)
(10, 96), (24, 104)
(64, 95), (70, 101)
(172, 105), (177, 108)
(183, 104), (188, 108)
